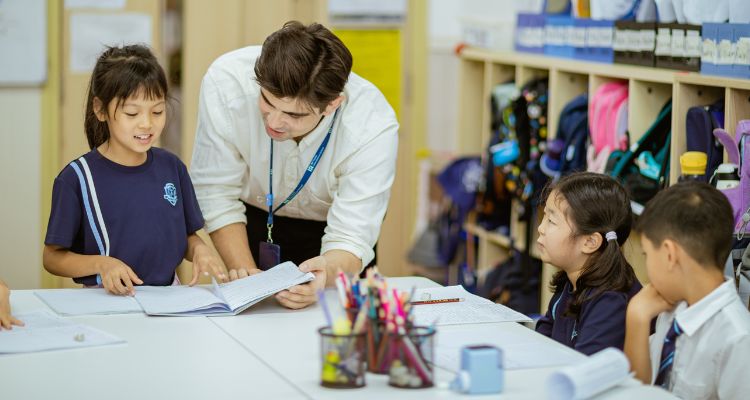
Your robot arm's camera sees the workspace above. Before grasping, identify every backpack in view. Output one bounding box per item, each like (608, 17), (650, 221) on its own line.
(588, 81), (629, 173)
(608, 99), (672, 206)
(541, 94), (589, 180)
(476, 83), (519, 231)
(479, 249), (542, 316)
(686, 99), (725, 182)
(712, 120), (750, 234)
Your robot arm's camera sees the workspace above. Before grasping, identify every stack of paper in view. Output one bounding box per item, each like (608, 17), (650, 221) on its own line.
(546, 348), (632, 400)
(411, 285), (532, 326)
(0, 310), (125, 354)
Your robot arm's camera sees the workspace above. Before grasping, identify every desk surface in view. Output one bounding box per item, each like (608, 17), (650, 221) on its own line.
(1, 277), (676, 400)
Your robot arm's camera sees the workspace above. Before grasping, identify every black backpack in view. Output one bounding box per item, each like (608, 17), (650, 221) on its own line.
(686, 98), (725, 182)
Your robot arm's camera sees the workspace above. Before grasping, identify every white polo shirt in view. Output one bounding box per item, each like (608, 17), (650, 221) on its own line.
(650, 280), (750, 399)
(190, 46), (399, 267)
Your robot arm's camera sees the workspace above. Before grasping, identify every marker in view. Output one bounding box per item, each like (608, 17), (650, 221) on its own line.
(410, 297), (464, 306)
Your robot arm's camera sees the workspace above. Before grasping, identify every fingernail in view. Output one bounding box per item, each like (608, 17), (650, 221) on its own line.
(203, 271), (209, 276)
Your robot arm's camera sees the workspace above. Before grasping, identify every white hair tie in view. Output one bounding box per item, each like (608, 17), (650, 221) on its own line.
(605, 231), (618, 242)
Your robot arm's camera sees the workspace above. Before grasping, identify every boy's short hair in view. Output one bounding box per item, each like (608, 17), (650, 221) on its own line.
(254, 21), (352, 113)
(636, 181), (733, 269)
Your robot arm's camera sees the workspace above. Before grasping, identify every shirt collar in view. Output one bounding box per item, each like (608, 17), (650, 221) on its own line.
(297, 111), (337, 152)
(675, 279), (737, 336)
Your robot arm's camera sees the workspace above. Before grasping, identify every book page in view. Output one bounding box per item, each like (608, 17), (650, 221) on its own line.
(218, 261), (315, 312)
(134, 285), (226, 315)
(0, 310), (125, 354)
(546, 348), (631, 400)
(35, 288), (142, 316)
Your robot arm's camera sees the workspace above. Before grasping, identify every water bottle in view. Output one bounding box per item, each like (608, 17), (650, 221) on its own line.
(678, 151), (707, 182)
(711, 163), (740, 189)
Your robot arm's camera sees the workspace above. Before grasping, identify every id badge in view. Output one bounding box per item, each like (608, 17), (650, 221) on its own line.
(259, 241), (281, 270)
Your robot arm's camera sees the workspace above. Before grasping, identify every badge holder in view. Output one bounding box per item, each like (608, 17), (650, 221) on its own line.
(260, 194), (281, 270)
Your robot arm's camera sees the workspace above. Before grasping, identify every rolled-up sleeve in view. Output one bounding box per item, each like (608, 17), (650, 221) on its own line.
(321, 120), (399, 269)
(190, 72), (248, 233)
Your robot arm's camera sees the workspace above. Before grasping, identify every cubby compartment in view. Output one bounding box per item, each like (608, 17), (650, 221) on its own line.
(458, 59), (486, 155)
(628, 80), (673, 143)
(725, 87), (750, 137)
(548, 70), (589, 137)
(670, 82), (725, 183)
(515, 65), (549, 87)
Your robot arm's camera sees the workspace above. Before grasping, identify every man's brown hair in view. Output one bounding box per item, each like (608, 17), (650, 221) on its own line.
(255, 21), (353, 113)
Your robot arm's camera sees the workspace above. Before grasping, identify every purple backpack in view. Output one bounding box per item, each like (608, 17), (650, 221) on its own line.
(713, 120), (750, 234)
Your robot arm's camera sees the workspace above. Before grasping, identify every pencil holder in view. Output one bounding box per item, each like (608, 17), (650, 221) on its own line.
(318, 327), (367, 388)
(387, 326), (435, 389)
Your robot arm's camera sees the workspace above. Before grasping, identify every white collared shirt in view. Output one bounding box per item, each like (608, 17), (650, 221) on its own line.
(190, 46), (399, 268)
(649, 280), (750, 399)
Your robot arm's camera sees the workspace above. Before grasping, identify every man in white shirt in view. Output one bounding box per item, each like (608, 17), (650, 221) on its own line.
(190, 21), (398, 309)
(625, 182), (750, 399)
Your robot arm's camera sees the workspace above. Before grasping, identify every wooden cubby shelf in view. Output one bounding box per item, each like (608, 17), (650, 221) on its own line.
(458, 47), (750, 310)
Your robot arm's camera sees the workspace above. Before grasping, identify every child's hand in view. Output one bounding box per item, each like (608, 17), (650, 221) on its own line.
(628, 284), (674, 321)
(0, 284), (23, 330)
(189, 243), (228, 286)
(97, 256), (143, 296)
(275, 256), (327, 310)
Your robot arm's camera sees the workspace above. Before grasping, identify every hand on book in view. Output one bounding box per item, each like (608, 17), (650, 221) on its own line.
(275, 256), (326, 310)
(97, 256), (144, 296)
(189, 243), (228, 286)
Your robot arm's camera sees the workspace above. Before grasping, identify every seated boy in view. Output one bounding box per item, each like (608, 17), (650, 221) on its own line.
(625, 181), (750, 398)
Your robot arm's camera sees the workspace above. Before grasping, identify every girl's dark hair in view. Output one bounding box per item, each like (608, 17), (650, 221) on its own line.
(84, 44), (168, 149)
(255, 21), (352, 113)
(541, 172), (636, 319)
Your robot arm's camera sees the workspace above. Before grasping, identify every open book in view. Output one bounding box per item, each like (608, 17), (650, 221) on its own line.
(133, 261), (315, 316)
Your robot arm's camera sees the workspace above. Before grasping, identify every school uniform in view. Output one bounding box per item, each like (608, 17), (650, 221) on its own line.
(45, 148), (204, 286)
(649, 280), (750, 399)
(190, 46), (399, 269)
(535, 280), (642, 355)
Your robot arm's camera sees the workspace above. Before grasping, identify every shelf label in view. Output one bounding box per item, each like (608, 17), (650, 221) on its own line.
(671, 29), (686, 57)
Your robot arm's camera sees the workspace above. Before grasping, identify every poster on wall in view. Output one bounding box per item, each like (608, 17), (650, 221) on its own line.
(69, 13), (152, 74)
(0, 0), (47, 86)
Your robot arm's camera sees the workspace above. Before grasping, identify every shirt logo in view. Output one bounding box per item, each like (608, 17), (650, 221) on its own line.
(163, 183), (177, 206)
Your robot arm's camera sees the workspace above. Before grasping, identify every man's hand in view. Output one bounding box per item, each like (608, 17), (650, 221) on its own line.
(189, 243), (228, 285)
(275, 256), (327, 309)
(0, 283), (23, 330)
(227, 267), (262, 281)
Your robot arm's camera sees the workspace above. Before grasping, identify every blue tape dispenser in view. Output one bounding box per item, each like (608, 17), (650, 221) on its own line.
(450, 345), (504, 395)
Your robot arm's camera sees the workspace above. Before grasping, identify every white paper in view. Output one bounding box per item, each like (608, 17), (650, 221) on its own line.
(0, 310), (125, 354)
(69, 13), (152, 73)
(434, 325), (584, 371)
(35, 288), (142, 316)
(0, 0), (47, 85)
(133, 262), (315, 316)
(65, 0), (125, 9)
(411, 285), (532, 325)
(546, 348), (631, 400)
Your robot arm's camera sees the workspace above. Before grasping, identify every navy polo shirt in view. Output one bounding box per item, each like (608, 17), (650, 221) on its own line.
(45, 147), (204, 286)
(535, 280), (642, 355)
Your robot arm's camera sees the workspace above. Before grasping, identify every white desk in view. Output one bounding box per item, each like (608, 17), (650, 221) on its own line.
(1, 277), (676, 400)
(0, 292), (306, 400)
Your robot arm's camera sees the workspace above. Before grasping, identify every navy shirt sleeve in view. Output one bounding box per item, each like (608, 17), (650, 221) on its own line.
(44, 172), (82, 248)
(535, 292), (559, 338)
(177, 160), (205, 235)
(574, 291), (629, 355)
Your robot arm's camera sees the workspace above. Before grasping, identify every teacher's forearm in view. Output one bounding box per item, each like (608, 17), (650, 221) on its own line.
(208, 223), (258, 270)
(321, 249), (362, 286)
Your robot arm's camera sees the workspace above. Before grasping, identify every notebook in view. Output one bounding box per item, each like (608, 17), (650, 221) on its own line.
(133, 261), (315, 316)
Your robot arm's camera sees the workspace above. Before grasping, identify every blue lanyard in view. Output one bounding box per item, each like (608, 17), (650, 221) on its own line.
(266, 110), (338, 242)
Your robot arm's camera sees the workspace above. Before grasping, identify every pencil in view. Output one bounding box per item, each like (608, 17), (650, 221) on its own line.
(409, 297), (464, 305)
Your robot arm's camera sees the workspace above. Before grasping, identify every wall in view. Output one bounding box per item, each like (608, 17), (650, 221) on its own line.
(0, 90), (42, 289)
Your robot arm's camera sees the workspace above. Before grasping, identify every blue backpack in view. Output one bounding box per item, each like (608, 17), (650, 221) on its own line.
(686, 99), (725, 182)
(541, 94), (589, 180)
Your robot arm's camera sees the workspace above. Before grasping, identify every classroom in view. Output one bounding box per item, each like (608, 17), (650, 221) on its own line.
(1, 1), (749, 399)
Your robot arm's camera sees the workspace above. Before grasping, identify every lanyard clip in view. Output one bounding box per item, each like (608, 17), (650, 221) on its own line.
(266, 223), (273, 243)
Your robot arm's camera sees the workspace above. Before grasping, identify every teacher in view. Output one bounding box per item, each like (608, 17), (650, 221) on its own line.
(190, 21), (398, 309)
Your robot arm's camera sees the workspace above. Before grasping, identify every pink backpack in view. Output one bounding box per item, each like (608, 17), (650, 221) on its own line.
(587, 82), (629, 173)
